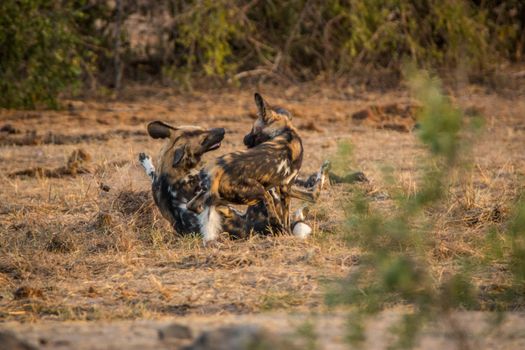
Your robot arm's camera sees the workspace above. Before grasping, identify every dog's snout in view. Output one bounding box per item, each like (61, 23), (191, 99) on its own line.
(243, 133), (255, 148)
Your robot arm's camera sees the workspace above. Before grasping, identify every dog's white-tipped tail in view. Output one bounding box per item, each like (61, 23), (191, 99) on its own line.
(139, 153), (156, 182)
(199, 206), (222, 243)
(292, 222), (312, 239)
(292, 205), (312, 239)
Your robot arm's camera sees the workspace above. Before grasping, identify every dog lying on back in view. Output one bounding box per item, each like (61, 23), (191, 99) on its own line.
(187, 93), (306, 242)
(139, 120), (328, 239)
(139, 121), (225, 235)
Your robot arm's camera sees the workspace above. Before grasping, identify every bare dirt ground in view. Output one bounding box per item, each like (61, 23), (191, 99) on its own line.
(0, 84), (524, 349)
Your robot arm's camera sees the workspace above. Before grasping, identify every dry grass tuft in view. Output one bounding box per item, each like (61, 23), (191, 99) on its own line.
(45, 232), (76, 253)
(13, 286), (44, 300)
(9, 148), (92, 178)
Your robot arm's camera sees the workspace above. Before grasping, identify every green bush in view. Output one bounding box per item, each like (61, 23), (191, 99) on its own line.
(1, 1), (524, 107)
(159, 0), (524, 81)
(175, 0), (247, 78)
(343, 0), (490, 71)
(0, 1), (91, 108)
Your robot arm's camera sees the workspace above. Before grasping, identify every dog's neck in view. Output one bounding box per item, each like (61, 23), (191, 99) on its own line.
(269, 125), (299, 143)
(157, 166), (201, 201)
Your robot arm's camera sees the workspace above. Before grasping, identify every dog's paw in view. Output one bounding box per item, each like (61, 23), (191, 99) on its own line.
(138, 153), (156, 181)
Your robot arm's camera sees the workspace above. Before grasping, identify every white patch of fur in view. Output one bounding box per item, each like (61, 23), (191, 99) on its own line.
(199, 206), (222, 243)
(140, 154), (156, 181)
(292, 222), (312, 239)
(269, 188), (280, 201)
(277, 159), (290, 175)
(284, 170), (298, 185)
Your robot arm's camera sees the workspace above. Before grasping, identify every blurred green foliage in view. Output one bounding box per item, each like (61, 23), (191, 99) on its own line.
(0, 1), (90, 108)
(326, 69), (525, 348)
(0, 0), (524, 107)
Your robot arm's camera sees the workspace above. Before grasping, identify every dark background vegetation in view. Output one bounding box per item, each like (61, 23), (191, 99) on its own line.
(1, 0), (524, 108)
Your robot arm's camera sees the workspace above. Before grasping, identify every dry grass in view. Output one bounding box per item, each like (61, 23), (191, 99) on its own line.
(0, 84), (523, 324)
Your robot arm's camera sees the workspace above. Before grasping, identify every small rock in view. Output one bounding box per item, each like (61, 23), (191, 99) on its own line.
(0, 331), (38, 350)
(158, 323), (193, 340)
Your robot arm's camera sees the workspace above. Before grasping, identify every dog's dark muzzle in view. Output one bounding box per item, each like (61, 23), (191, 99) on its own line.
(201, 128), (225, 153)
(243, 131), (270, 149)
(243, 133), (256, 148)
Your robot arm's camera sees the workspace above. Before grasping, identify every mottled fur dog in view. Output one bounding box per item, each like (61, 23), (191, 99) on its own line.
(187, 93), (307, 242)
(140, 120), (327, 239)
(139, 121), (225, 234)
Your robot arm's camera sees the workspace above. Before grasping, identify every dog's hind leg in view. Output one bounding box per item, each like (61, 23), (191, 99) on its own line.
(294, 160), (331, 188)
(138, 153), (157, 182)
(288, 160), (331, 203)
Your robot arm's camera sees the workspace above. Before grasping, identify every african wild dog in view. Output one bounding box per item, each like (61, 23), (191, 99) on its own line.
(139, 120), (328, 239)
(139, 121), (225, 234)
(244, 97), (328, 205)
(187, 93), (307, 242)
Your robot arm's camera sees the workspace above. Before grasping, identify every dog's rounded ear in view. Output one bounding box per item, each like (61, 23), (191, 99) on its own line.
(254, 93), (268, 119)
(172, 146), (185, 167)
(147, 121), (176, 139)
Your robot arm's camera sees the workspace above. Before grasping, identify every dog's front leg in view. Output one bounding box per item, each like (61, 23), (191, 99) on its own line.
(279, 186), (292, 234)
(138, 153), (157, 183)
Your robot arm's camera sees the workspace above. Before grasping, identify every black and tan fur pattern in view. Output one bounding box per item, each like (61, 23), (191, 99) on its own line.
(187, 93), (306, 241)
(140, 120), (327, 240)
